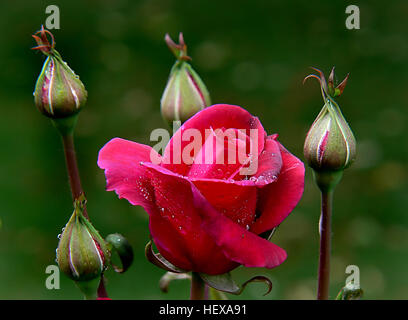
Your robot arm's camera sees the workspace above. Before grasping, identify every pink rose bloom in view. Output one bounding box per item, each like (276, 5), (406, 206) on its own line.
(98, 104), (304, 275)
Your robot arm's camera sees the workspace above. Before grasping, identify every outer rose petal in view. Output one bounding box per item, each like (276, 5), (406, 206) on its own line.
(148, 203), (195, 271)
(191, 182), (287, 268)
(161, 104), (266, 176)
(142, 162), (238, 275)
(98, 139), (236, 274)
(251, 142), (305, 235)
(97, 138), (160, 209)
(98, 139), (198, 270)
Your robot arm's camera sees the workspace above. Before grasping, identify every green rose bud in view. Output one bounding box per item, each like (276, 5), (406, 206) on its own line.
(303, 67), (356, 172)
(57, 195), (110, 282)
(160, 33), (211, 125)
(32, 26), (87, 119)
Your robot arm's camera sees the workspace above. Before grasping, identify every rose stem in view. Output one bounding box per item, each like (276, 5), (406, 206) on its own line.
(61, 132), (88, 219)
(317, 190), (333, 300)
(190, 272), (205, 300)
(97, 274), (109, 299)
(203, 284), (209, 300)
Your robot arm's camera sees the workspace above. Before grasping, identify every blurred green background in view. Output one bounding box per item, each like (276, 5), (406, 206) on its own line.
(0, 0), (407, 299)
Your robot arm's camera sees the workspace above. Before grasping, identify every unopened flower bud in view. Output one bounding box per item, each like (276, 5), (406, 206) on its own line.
(160, 33), (211, 125)
(32, 26), (87, 119)
(303, 67), (356, 173)
(57, 195), (110, 282)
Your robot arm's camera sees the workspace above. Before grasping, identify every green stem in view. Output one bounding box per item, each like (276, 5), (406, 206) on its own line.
(317, 190), (333, 300)
(75, 278), (99, 300)
(190, 272), (205, 300)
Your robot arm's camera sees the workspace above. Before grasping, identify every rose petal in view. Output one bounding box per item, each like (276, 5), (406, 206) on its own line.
(251, 142), (305, 235)
(144, 162), (258, 232)
(97, 139), (192, 271)
(161, 104), (266, 177)
(98, 139), (236, 274)
(192, 180), (258, 229)
(242, 134), (283, 185)
(187, 127), (250, 180)
(148, 204), (195, 271)
(142, 162), (238, 274)
(97, 138), (160, 208)
(190, 182), (287, 269)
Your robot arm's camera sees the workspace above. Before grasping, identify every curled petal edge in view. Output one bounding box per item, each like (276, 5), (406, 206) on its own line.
(145, 240), (188, 274)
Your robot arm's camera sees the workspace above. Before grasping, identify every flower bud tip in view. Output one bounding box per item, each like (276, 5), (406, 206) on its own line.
(32, 27), (87, 120)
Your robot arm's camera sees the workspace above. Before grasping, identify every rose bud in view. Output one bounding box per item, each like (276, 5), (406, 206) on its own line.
(303, 67), (356, 172)
(32, 26), (87, 119)
(57, 195), (110, 282)
(160, 33), (211, 125)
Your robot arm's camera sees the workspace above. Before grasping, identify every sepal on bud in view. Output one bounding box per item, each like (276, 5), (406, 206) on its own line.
(159, 272), (191, 293)
(161, 33), (211, 125)
(56, 195), (110, 282)
(199, 272), (273, 296)
(32, 26), (87, 120)
(145, 240), (187, 273)
(105, 233), (134, 273)
(303, 67), (356, 177)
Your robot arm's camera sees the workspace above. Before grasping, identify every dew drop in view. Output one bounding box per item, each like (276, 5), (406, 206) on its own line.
(246, 224), (250, 230)
(57, 234), (61, 239)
